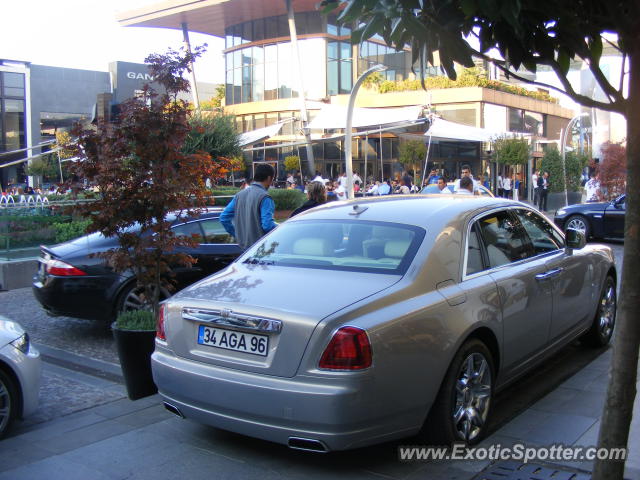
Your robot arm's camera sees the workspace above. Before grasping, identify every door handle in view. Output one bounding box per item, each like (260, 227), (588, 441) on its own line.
(535, 268), (564, 281)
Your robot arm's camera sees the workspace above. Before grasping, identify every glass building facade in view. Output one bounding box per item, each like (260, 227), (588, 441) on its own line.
(224, 13), (413, 105)
(0, 69), (27, 189)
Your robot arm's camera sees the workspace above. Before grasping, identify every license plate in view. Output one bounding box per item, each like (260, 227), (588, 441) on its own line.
(197, 325), (269, 357)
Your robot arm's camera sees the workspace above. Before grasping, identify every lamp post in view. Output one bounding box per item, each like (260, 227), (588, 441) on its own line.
(345, 64), (387, 200)
(560, 112), (589, 206)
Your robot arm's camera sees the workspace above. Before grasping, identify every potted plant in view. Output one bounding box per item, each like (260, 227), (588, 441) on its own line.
(112, 310), (157, 400)
(68, 47), (233, 401)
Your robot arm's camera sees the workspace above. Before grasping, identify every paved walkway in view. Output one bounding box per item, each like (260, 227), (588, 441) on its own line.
(1, 348), (638, 479)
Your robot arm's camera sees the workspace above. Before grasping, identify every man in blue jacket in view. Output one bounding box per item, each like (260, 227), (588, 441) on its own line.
(220, 164), (277, 250)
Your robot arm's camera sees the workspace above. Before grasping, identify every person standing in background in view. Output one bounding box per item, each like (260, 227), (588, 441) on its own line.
(532, 170), (539, 206)
(220, 164), (277, 250)
(538, 171), (550, 211)
(502, 172), (512, 199)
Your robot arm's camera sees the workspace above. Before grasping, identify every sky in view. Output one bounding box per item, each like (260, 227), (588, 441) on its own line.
(1, 0), (225, 84)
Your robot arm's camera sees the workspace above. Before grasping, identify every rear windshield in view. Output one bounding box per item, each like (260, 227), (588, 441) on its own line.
(242, 220), (425, 274)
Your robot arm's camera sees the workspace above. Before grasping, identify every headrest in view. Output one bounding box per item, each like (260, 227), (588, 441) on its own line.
(293, 238), (331, 256)
(384, 240), (411, 259)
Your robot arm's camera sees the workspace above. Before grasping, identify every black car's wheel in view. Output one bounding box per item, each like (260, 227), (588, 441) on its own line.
(420, 339), (494, 446)
(0, 369), (17, 439)
(565, 214), (591, 239)
(583, 276), (616, 347)
(116, 282), (171, 316)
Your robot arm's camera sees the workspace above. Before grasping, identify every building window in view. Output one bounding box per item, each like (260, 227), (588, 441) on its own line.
(328, 41), (352, 95)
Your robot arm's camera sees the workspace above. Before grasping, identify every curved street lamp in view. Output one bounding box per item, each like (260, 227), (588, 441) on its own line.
(560, 112), (589, 207)
(344, 64), (388, 200)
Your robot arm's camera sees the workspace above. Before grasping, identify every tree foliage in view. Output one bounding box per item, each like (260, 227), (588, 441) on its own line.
(592, 142), (627, 200)
(284, 155), (300, 172)
(540, 147), (589, 193)
(491, 136), (529, 166)
(398, 140), (427, 169)
(68, 46), (227, 317)
(200, 84), (226, 111)
(183, 112), (241, 161)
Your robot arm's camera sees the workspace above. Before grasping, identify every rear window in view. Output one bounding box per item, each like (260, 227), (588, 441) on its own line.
(242, 220), (425, 274)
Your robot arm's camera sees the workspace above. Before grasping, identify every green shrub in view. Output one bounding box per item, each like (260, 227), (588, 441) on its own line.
(210, 188), (240, 206)
(269, 189), (306, 210)
(115, 309), (156, 331)
(540, 147), (589, 193)
(53, 219), (91, 243)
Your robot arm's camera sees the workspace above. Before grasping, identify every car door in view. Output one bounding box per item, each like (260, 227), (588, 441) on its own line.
(474, 210), (553, 373)
(170, 220), (209, 289)
(603, 195), (625, 238)
(513, 208), (593, 342)
(195, 218), (242, 275)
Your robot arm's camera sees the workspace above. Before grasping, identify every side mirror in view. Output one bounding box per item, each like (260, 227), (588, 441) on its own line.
(565, 228), (586, 251)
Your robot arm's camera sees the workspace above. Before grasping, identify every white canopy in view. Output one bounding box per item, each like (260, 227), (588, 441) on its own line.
(308, 105), (423, 130)
(238, 122), (287, 147)
(425, 118), (516, 142)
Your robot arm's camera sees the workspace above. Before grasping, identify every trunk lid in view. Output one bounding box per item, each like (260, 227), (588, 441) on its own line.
(164, 263), (401, 377)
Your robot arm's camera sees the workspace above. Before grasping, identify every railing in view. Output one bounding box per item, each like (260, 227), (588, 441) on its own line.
(0, 196), (96, 260)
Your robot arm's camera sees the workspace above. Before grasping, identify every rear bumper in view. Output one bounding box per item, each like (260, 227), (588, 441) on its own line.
(151, 349), (424, 451)
(32, 275), (120, 321)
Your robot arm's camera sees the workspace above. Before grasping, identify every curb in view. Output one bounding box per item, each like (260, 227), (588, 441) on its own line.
(36, 343), (123, 384)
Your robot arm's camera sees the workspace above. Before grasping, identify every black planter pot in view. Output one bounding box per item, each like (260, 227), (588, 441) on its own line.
(112, 323), (158, 400)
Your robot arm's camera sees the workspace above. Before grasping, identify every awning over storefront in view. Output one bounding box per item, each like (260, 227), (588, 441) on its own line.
(424, 118), (515, 142)
(238, 121), (288, 147)
(308, 105), (424, 130)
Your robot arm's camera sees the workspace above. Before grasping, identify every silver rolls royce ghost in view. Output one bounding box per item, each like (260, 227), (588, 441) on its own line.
(151, 196), (616, 452)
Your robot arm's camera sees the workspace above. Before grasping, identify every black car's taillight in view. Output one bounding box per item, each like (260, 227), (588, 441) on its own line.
(46, 259), (87, 276)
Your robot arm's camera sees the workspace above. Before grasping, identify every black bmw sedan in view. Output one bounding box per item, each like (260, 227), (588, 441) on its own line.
(32, 209), (242, 322)
(554, 194), (625, 240)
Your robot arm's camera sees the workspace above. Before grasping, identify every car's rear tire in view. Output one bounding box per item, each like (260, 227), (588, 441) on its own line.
(0, 368), (17, 439)
(116, 282), (170, 317)
(565, 214), (591, 239)
(582, 276), (616, 347)
(420, 339), (494, 446)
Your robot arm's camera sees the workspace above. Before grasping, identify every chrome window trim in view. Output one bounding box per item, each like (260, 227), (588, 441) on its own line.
(461, 205), (565, 282)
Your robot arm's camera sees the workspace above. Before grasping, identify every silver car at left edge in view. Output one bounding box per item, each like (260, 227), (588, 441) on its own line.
(151, 196), (616, 451)
(0, 315), (42, 438)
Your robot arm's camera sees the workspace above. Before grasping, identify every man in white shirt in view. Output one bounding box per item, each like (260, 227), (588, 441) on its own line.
(532, 170), (539, 205)
(367, 181), (380, 195)
(502, 175), (512, 198)
(453, 165), (479, 193)
(585, 173), (601, 202)
(437, 177), (450, 193)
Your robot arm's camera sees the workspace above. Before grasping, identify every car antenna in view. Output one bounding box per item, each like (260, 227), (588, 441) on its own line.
(349, 205), (369, 215)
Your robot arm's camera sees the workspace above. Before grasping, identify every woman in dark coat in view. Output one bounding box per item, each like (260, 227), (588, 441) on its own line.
(290, 181), (327, 218)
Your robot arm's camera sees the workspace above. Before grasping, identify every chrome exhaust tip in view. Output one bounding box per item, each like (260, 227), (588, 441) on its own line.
(288, 437), (329, 453)
(163, 402), (185, 419)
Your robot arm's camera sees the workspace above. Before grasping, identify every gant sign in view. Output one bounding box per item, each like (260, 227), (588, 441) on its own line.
(110, 61), (162, 104)
(126, 72), (155, 81)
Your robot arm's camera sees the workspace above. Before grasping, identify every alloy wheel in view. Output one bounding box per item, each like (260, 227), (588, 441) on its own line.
(566, 217), (587, 235)
(120, 284), (170, 313)
(0, 375), (13, 437)
(453, 353), (492, 443)
(598, 283), (616, 339)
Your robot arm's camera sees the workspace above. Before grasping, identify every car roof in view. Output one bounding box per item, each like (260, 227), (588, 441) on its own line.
(289, 195), (521, 229)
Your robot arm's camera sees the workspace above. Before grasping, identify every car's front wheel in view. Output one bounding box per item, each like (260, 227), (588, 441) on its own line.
(421, 339), (494, 445)
(0, 369), (17, 439)
(582, 275), (616, 347)
(565, 214), (591, 239)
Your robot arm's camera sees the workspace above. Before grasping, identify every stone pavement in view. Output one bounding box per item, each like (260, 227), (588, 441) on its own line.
(0, 347), (638, 479)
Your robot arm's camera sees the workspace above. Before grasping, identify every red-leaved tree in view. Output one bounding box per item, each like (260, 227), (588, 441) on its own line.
(69, 46), (231, 318)
(594, 142), (627, 201)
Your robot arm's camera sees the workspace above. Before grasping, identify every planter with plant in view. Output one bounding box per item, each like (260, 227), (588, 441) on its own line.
(112, 310), (158, 400)
(68, 46), (232, 401)
(540, 146), (589, 209)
